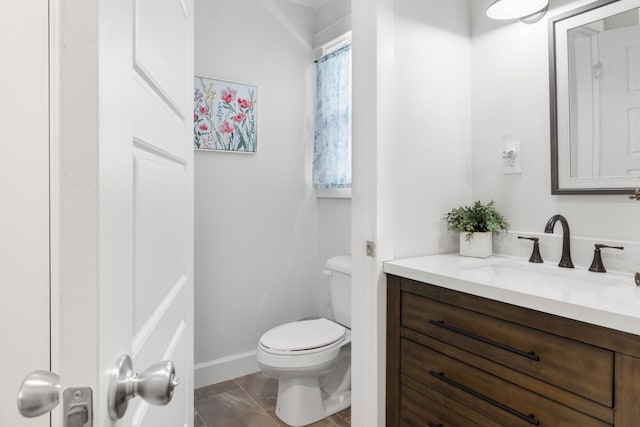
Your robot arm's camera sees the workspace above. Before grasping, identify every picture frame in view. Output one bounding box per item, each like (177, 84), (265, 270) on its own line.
(194, 76), (258, 153)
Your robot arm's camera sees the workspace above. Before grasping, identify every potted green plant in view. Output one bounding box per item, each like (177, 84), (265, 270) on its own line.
(445, 200), (509, 258)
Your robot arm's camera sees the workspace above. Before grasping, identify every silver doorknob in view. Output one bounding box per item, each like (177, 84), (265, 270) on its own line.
(107, 355), (180, 420)
(17, 371), (61, 418)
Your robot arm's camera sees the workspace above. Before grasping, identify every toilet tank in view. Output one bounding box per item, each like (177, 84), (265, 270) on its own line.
(325, 255), (352, 328)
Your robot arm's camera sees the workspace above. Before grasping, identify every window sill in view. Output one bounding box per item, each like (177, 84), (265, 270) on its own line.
(315, 187), (352, 199)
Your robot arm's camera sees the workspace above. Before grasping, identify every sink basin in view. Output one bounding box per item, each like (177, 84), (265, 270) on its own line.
(459, 260), (624, 295)
(460, 258), (637, 309)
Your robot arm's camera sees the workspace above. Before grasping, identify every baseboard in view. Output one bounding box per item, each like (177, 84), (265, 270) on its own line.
(194, 350), (260, 389)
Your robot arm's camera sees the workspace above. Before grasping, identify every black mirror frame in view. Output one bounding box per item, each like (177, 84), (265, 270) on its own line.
(549, 0), (636, 195)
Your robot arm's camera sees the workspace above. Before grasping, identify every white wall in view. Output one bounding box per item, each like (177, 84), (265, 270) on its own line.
(314, 0), (353, 319)
(393, 0), (472, 258)
(346, 0), (472, 424)
(315, 0), (352, 46)
(317, 0), (351, 31)
(316, 198), (351, 317)
(194, 0), (320, 386)
(471, 0), (640, 249)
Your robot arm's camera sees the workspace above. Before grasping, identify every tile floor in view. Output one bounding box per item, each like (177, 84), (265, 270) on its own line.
(194, 372), (351, 427)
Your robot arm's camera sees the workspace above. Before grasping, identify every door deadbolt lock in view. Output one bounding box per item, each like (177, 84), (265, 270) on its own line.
(63, 388), (92, 427)
(107, 354), (180, 420)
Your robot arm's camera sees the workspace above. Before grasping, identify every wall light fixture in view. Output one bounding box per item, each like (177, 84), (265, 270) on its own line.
(486, 0), (549, 23)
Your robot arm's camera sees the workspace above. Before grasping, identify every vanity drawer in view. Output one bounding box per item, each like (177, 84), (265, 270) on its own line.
(402, 338), (611, 427)
(400, 384), (484, 427)
(402, 292), (614, 406)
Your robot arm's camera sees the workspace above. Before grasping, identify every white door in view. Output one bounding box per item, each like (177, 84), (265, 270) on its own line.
(0, 0), (51, 426)
(10, 0), (194, 425)
(117, 0), (195, 424)
(599, 24), (640, 176)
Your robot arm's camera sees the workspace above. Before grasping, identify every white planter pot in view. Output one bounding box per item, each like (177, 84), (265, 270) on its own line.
(459, 232), (492, 258)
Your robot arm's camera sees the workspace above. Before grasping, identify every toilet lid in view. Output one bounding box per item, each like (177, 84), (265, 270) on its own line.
(260, 318), (346, 352)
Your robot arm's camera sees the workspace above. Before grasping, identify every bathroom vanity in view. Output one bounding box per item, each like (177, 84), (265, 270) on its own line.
(384, 254), (640, 426)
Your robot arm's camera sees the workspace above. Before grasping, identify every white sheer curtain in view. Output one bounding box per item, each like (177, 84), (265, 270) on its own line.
(313, 44), (352, 189)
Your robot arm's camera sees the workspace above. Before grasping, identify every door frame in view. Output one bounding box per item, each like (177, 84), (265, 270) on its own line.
(1, 1), (51, 425)
(50, 1), (60, 424)
(351, 0), (395, 426)
(49, 1), (101, 424)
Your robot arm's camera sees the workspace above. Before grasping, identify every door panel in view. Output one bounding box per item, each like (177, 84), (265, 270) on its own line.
(127, 0), (194, 424)
(134, 150), (188, 330)
(629, 45), (640, 173)
(134, 78), (187, 157)
(599, 25), (640, 175)
(50, 0), (192, 424)
(631, 108), (640, 174)
(134, 0), (189, 116)
(632, 45), (640, 91)
(131, 309), (188, 427)
(0, 0), (50, 425)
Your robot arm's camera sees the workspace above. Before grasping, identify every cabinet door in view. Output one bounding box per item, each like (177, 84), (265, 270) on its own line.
(614, 353), (640, 426)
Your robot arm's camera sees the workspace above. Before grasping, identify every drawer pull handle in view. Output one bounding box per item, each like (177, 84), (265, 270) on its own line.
(429, 320), (540, 361)
(429, 371), (540, 426)
(428, 422), (443, 427)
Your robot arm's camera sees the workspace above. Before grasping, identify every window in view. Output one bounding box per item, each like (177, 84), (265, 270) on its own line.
(313, 36), (352, 197)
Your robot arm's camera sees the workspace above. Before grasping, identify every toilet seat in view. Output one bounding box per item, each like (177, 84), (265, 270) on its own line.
(259, 318), (346, 356)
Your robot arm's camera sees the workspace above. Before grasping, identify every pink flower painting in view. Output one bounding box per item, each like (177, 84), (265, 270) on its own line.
(221, 88), (237, 104)
(194, 77), (257, 152)
(230, 113), (245, 123)
(219, 121), (233, 134)
(237, 98), (253, 109)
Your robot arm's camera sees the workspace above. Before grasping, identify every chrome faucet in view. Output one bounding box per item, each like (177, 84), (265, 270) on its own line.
(544, 214), (574, 268)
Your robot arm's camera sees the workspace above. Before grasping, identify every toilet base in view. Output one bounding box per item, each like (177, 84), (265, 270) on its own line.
(273, 346), (351, 427)
(274, 375), (350, 427)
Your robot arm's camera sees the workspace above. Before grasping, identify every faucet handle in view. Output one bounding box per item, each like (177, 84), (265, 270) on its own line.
(595, 244), (624, 251)
(589, 244), (624, 273)
(518, 236), (543, 263)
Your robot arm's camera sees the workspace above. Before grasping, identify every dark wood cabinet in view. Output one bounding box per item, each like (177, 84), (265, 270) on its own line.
(387, 275), (640, 427)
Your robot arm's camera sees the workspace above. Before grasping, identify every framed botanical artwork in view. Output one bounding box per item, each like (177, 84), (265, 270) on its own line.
(194, 76), (258, 153)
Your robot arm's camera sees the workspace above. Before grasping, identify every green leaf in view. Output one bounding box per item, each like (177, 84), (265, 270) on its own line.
(444, 200), (509, 241)
(221, 102), (236, 113)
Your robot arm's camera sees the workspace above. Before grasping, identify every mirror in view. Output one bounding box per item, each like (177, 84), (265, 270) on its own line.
(550, 0), (640, 194)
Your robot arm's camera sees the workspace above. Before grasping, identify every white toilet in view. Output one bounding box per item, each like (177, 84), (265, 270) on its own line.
(257, 255), (352, 427)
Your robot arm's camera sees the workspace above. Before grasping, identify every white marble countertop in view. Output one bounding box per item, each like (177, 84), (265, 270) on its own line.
(384, 253), (640, 336)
